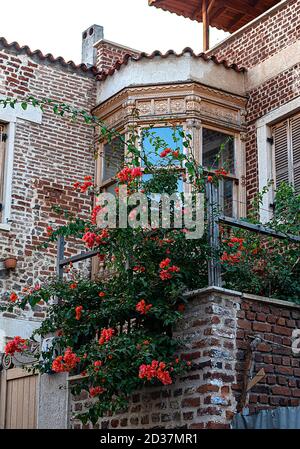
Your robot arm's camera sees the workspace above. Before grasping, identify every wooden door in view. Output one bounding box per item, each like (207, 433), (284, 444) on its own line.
(0, 368), (38, 429)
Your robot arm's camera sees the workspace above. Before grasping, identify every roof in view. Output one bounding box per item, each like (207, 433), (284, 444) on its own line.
(0, 37), (98, 76)
(96, 48), (246, 81)
(149, 0), (282, 33)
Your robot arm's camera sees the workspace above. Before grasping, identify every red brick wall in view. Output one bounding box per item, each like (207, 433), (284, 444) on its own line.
(0, 47), (97, 320)
(245, 64), (300, 203)
(209, 0), (300, 68)
(208, 1), (300, 208)
(236, 298), (300, 413)
(95, 40), (140, 73)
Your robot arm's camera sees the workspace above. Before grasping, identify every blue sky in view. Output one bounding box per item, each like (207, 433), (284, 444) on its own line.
(2, 0), (227, 63)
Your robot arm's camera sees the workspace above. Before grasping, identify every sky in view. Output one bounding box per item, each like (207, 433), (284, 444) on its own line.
(1, 0), (228, 64)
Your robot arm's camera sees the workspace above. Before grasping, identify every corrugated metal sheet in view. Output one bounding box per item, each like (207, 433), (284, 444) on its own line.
(232, 406), (300, 429)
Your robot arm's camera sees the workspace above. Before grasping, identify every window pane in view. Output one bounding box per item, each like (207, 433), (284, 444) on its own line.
(142, 127), (183, 166)
(102, 137), (124, 182)
(203, 128), (235, 174)
(142, 173), (184, 194)
(221, 179), (234, 217)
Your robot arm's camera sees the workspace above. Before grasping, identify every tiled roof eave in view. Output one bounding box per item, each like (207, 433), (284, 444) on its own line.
(96, 48), (247, 82)
(0, 37), (98, 76)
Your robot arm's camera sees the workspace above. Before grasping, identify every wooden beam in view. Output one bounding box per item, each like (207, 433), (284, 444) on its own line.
(202, 0), (209, 51)
(208, 0), (217, 15)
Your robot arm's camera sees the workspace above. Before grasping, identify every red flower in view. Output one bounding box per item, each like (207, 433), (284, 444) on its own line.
(73, 181), (81, 190)
(139, 360), (172, 386)
(117, 167), (132, 183)
(177, 303), (185, 313)
(4, 336), (28, 356)
(52, 347), (80, 373)
(159, 270), (172, 281)
(215, 168), (228, 177)
(47, 226), (53, 236)
(131, 167), (143, 178)
(75, 306), (83, 321)
(9, 292), (18, 303)
(221, 252), (241, 265)
(207, 176), (213, 183)
(98, 291), (106, 298)
(159, 258), (171, 269)
(172, 150), (179, 158)
(133, 265), (145, 273)
(168, 265), (180, 273)
(160, 148), (172, 158)
(70, 283), (77, 290)
(89, 386), (105, 397)
(82, 231), (97, 249)
(136, 299), (152, 315)
(94, 360), (102, 371)
(98, 328), (115, 345)
(159, 260), (180, 281)
(91, 205), (102, 224)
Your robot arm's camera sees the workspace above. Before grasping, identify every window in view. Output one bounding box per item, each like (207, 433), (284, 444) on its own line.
(0, 123), (7, 223)
(141, 126), (184, 192)
(100, 136), (125, 193)
(273, 114), (300, 193)
(202, 127), (237, 217)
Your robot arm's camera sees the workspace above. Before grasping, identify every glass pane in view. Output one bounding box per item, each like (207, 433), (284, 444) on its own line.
(203, 128), (235, 174)
(142, 173), (184, 194)
(105, 183), (118, 195)
(218, 179), (234, 217)
(142, 127), (183, 166)
(102, 137), (124, 182)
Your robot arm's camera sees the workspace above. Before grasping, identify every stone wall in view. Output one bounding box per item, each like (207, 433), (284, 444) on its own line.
(68, 288), (300, 430)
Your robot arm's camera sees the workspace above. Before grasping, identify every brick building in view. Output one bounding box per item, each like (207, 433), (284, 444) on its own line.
(0, 0), (300, 429)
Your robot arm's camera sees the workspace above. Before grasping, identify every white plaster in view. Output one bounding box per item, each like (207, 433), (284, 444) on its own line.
(97, 53), (246, 103)
(256, 97), (300, 222)
(0, 102), (42, 124)
(247, 41), (300, 91)
(0, 316), (41, 352)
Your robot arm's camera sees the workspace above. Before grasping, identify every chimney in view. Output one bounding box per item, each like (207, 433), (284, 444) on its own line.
(81, 25), (104, 67)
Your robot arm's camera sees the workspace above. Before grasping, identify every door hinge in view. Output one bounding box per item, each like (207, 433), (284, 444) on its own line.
(1, 133), (8, 142)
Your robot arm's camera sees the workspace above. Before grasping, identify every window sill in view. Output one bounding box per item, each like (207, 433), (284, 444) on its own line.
(0, 223), (11, 232)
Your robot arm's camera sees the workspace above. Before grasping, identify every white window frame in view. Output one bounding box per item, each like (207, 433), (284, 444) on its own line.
(257, 97), (300, 223)
(0, 102), (42, 231)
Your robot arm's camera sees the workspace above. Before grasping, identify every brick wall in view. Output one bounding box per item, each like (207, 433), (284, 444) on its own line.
(209, 0), (299, 68)
(208, 0), (300, 208)
(0, 46), (97, 322)
(236, 297), (300, 413)
(69, 289), (300, 429)
(95, 40), (140, 73)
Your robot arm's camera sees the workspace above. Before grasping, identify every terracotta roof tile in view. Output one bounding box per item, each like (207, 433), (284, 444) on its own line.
(96, 47), (246, 81)
(0, 37), (98, 76)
